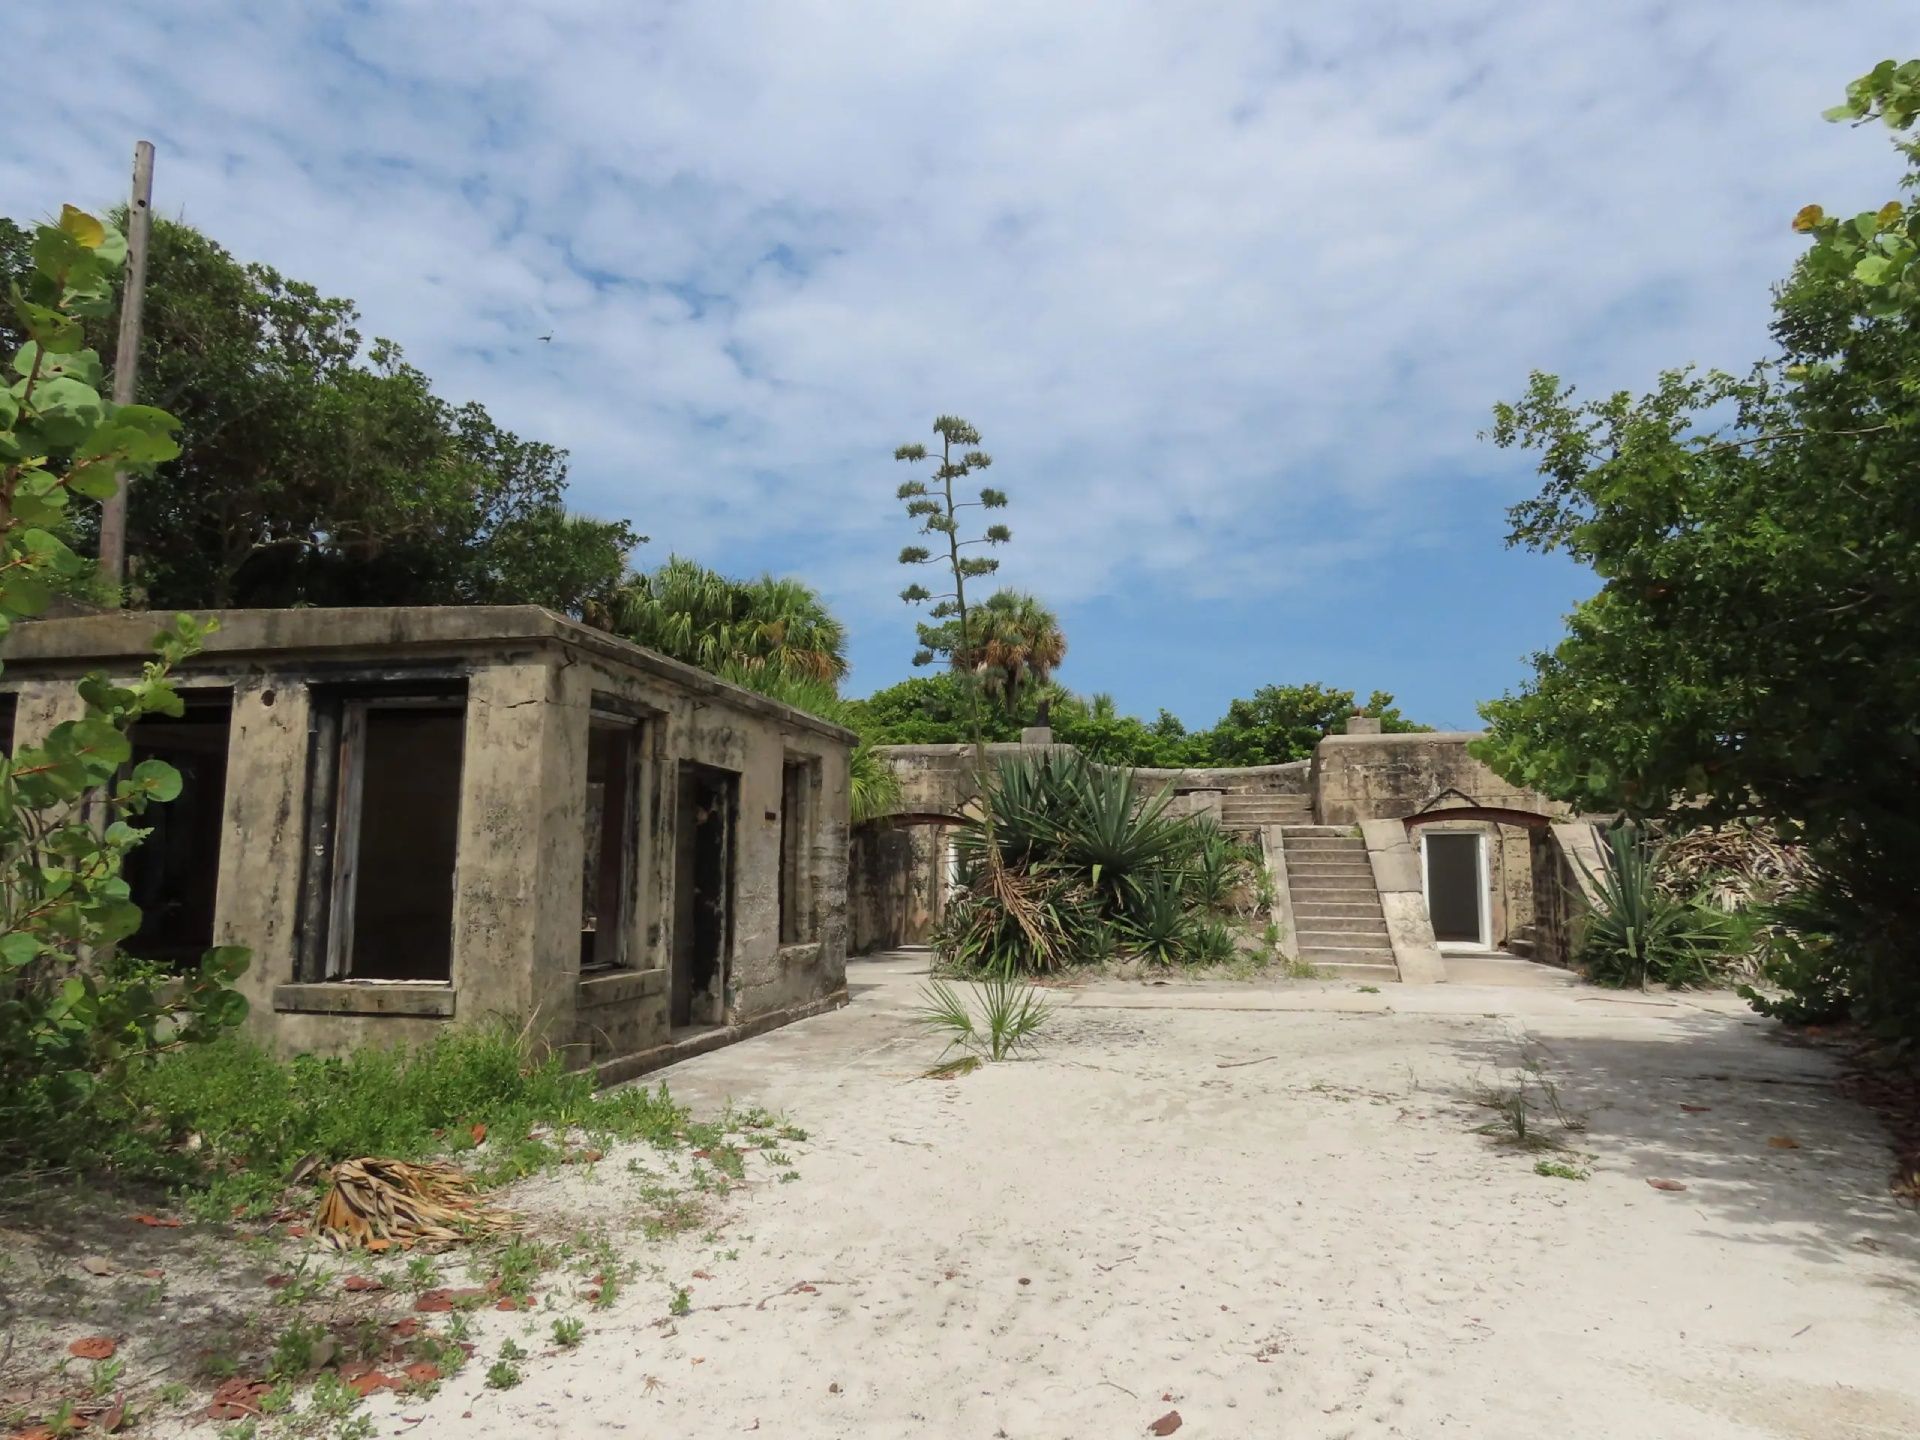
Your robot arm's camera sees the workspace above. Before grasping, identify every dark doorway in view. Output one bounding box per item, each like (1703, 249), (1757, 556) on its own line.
(332, 702), (464, 980)
(126, 692), (232, 966)
(581, 714), (640, 970)
(672, 762), (736, 1029)
(778, 758), (817, 944)
(1424, 832), (1484, 944)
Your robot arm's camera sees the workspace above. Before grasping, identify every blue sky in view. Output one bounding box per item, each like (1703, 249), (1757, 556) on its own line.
(7, 3), (1917, 729)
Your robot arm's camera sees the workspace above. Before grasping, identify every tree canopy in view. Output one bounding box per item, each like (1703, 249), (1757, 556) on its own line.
(0, 213), (640, 614)
(845, 672), (1425, 768)
(610, 556), (848, 685)
(1476, 58), (1920, 1036)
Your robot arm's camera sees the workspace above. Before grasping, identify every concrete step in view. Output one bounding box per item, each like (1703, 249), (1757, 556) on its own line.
(1299, 943), (1396, 964)
(1284, 833), (1365, 848)
(1297, 922), (1390, 942)
(1286, 863), (1375, 879)
(1290, 899), (1386, 919)
(1289, 876), (1379, 895)
(1278, 825), (1354, 837)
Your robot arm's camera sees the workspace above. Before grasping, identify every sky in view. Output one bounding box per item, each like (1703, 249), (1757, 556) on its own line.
(6, 3), (1916, 730)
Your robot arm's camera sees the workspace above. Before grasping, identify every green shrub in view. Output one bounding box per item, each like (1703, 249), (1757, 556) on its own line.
(1737, 872), (1862, 1027)
(0, 207), (248, 1170)
(1120, 871), (1196, 965)
(109, 1024), (685, 1211)
(935, 751), (1259, 974)
(1178, 819), (1257, 910)
(1186, 917), (1238, 967)
(1576, 827), (1737, 990)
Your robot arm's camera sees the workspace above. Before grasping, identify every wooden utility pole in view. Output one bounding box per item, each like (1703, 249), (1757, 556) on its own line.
(99, 140), (155, 592)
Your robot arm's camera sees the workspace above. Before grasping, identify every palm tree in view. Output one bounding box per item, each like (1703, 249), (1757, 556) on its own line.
(969, 590), (1067, 716)
(731, 575), (848, 684)
(611, 558), (847, 685)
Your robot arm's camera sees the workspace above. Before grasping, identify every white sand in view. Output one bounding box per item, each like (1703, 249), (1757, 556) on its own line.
(363, 955), (1920, 1439)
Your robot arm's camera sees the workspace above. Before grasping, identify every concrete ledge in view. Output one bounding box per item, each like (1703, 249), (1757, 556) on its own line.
(576, 967), (667, 1009)
(0, 605), (856, 745)
(593, 988), (849, 1089)
(272, 982), (456, 1017)
(777, 941), (825, 970)
(1359, 820), (1445, 985)
(1260, 824), (1300, 962)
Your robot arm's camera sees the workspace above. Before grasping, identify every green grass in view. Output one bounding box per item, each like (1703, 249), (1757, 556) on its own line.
(1534, 1159), (1591, 1181)
(106, 1023), (688, 1215)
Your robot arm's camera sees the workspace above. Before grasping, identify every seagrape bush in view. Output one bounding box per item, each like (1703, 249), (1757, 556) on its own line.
(0, 206), (246, 1164)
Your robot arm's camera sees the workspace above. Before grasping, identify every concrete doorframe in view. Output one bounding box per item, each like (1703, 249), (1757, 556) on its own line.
(1419, 829), (1489, 949)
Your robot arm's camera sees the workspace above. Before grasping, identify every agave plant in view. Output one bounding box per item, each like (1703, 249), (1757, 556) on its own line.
(1179, 819), (1256, 910)
(1119, 870), (1196, 965)
(1042, 756), (1190, 914)
(1576, 826), (1736, 990)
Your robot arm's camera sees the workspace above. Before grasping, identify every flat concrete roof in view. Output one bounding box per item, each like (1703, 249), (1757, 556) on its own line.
(0, 605), (857, 746)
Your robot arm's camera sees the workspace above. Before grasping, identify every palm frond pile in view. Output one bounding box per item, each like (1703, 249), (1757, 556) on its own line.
(312, 1157), (513, 1251)
(1654, 821), (1810, 911)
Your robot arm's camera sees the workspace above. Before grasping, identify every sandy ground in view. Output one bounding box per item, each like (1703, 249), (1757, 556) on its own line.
(315, 957), (1920, 1437)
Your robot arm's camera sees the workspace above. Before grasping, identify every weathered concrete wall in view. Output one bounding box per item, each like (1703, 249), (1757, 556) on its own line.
(1134, 762), (1310, 797)
(0, 606), (854, 1073)
(848, 823), (947, 952)
(1533, 822), (1606, 970)
(1311, 732), (1565, 827)
(871, 743), (1308, 822)
(1358, 820), (1445, 983)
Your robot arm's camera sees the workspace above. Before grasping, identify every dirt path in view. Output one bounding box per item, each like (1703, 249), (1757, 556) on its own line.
(318, 957), (1920, 1437)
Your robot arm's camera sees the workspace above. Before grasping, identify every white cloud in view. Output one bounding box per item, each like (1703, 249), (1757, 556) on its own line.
(6, 1), (1915, 703)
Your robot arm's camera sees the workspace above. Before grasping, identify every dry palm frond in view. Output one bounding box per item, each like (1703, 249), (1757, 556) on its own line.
(312, 1158), (514, 1251)
(1654, 820), (1811, 910)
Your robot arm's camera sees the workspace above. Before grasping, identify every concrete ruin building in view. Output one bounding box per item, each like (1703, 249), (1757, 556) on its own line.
(0, 607), (854, 1080)
(851, 718), (1602, 984)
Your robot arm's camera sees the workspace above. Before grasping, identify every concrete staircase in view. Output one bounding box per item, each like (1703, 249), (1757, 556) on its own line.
(1280, 827), (1399, 982)
(1220, 792), (1312, 829)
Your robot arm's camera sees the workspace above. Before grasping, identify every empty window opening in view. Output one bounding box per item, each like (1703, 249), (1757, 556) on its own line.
(672, 762), (737, 1029)
(778, 757), (819, 944)
(582, 713), (641, 970)
(1423, 832), (1486, 946)
(126, 691), (232, 966)
(327, 698), (465, 981)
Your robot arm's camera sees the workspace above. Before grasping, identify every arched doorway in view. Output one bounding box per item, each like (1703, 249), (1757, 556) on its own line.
(848, 812), (969, 953)
(1402, 805), (1556, 955)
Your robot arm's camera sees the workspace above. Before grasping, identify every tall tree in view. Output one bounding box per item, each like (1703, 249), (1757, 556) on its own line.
(894, 415), (1009, 762)
(0, 214), (639, 614)
(969, 589), (1068, 716)
(1476, 59), (1920, 1035)
(611, 556), (847, 684)
(1203, 684), (1427, 766)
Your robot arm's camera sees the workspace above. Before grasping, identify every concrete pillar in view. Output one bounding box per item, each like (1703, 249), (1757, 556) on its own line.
(1344, 715), (1382, 736)
(450, 657), (581, 1045)
(215, 677), (312, 1034)
(1020, 726), (1053, 746)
